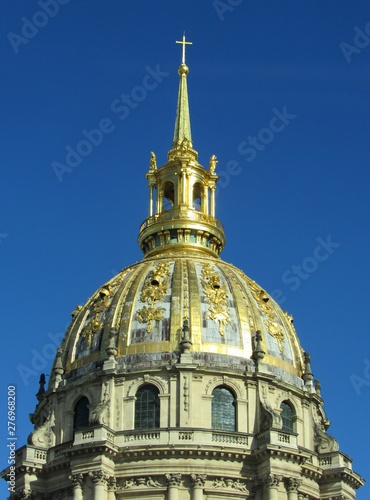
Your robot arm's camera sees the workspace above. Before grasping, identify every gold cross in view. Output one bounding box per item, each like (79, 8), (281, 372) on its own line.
(176, 33), (192, 64)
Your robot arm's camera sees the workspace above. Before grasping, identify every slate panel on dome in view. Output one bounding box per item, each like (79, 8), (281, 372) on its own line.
(194, 262), (241, 346)
(130, 262), (174, 344)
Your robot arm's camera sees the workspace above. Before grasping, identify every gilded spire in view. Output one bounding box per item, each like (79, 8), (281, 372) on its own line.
(138, 37), (225, 259)
(173, 34), (193, 147)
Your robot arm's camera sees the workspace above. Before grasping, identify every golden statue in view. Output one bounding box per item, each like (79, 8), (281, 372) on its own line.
(209, 154), (218, 173)
(149, 151), (157, 171)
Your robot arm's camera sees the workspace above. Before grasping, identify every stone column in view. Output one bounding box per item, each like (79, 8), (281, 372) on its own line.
(90, 470), (108, 500)
(264, 474), (281, 500)
(70, 473), (84, 500)
(191, 474), (207, 500)
(107, 477), (116, 500)
(166, 473), (182, 500)
(285, 478), (301, 500)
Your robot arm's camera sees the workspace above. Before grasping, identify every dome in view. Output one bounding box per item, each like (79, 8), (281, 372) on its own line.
(7, 35), (364, 500)
(59, 254), (304, 382)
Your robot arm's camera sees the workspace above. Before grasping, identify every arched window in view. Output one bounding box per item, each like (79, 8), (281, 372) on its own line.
(280, 401), (294, 433)
(135, 385), (160, 429)
(212, 386), (236, 431)
(163, 181), (175, 211)
(73, 397), (89, 429)
(193, 182), (202, 211)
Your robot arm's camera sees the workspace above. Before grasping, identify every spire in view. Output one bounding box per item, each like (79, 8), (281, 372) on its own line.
(173, 34), (193, 147)
(138, 37), (226, 259)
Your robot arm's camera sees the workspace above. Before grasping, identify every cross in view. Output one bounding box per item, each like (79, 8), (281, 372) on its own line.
(176, 33), (192, 64)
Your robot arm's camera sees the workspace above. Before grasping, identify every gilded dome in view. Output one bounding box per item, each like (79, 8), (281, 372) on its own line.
(10, 37), (364, 500)
(54, 45), (305, 386)
(59, 253), (304, 380)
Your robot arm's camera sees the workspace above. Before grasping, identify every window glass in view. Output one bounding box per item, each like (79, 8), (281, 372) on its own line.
(74, 397), (89, 429)
(135, 385), (160, 429)
(281, 401), (294, 432)
(212, 386), (236, 431)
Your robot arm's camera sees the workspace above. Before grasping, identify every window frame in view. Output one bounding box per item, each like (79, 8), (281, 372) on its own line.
(211, 385), (236, 432)
(134, 384), (160, 430)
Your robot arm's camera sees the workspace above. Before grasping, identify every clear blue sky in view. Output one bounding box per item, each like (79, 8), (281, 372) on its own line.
(1, 1), (370, 497)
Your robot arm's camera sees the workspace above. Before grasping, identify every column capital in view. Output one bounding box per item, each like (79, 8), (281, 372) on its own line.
(166, 473), (182, 487)
(191, 473), (207, 487)
(264, 474), (282, 489)
(69, 473), (84, 488)
(285, 477), (301, 492)
(89, 469), (109, 486)
(107, 476), (117, 490)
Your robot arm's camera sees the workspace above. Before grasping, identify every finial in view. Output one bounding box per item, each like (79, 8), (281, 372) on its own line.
(36, 373), (46, 402)
(302, 351), (314, 386)
(176, 32), (192, 65)
(53, 347), (64, 388)
(253, 330), (265, 362)
(106, 328), (118, 360)
(180, 319), (192, 353)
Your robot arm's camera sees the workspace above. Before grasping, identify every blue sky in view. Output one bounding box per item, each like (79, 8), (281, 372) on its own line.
(1, 0), (370, 497)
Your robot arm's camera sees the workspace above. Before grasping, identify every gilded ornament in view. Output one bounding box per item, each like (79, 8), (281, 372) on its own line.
(247, 278), (285, 351)
(136, 262), (170, 332)
(81, 315), (103, 346)
(149, 151), (157, 171)
(209, 154), (218, 173)
(201, 263), (231, 335)
(135, 305), (165, 333)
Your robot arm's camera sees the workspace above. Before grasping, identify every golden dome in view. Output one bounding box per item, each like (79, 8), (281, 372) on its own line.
(60, 254), (304, 379)
(54, 35), (304, 385)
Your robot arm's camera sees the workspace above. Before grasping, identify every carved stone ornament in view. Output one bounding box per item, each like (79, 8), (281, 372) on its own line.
(314, 424), (339, 453)
(166, 473), (182, 487)
(201, 263), (231, 335)
(89, 470), (109, 485)
(191, 474), (207, 487)
(264, 474), (282, 489)
(285, 478), (301, 492)
(28, 409), (54, 448)
(120, 476), (162, 489)
(69, 473), (84, 488)
(211, 477), (248, 491)
(89, 387), (110, 426)
(136, 262), (170, 332)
